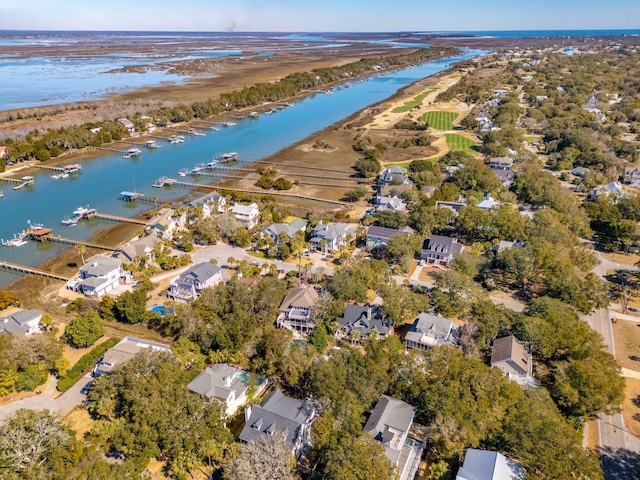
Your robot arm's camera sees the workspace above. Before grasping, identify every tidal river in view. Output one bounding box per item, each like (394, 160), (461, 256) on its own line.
(0, 49), (483, 287)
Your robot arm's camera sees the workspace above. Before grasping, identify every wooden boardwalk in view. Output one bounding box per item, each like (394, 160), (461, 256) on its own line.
(0, 260), (70, 282)
(92, 212), (150, 226)
(46, 236), (116, 251)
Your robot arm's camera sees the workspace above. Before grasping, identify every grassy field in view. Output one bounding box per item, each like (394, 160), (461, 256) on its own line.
(422, 111), (458, 130)
(392, 88), (437, 113)
(445, 133), (476, 153)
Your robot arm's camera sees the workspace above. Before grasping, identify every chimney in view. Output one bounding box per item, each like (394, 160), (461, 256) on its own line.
(245, 405), (252, 423)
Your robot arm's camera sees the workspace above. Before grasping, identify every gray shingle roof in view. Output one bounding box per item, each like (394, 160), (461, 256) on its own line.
(80, 255), (121, 276)
(176, 262), (221, 287)
(338, 304), (392, 337)
(0, 309), (41, 334)
(279, 287), (320, 312)
(187, 364), (249, 401)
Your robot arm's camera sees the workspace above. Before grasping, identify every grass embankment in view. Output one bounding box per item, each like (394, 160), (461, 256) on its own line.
(57, 337), (120, 392)
(392, 88), (437, 113)
(422, 111), (458, 130)
(445, 133), (476, 153)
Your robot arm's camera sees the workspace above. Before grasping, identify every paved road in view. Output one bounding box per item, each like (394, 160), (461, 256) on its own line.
(586, 253), (640, 479)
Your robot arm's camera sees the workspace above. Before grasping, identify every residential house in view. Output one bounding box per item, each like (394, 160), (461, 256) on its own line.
(491, 168), (515, 188)
(239, 389), (317, 459)
(117, 118), (136, 134)
(67, 255), (122, 298)
(623, 167), (640, 187)
(375, 195), (407, 212)
(187, 191), (227, 217)
(380, 166), (412, 186)
(420, 235), (464, 266)
(435, 200), (467, 216)
(145, 122), (157, 133)
(405, 312), (458, 350)
(276, 286), (320, 333)
(488, 157), (513, 170)
(93, 336), (171, 376)
(456, 449), (525, 480)
(476, 193), (500, 210)
(336, 303), (393, 342)
(168, 262), (222, 302)
(309, 222), (357, 253)
(364, 395), (422, 480)
(232, 202), (260, 229)
(492, 89), (509, 97)
(571, 166), (591, 178)
(366, 225), (415, 249)
(590, 181), (627, 201)
(113, 235), (161, 263)
(188, 363), (266, 417)
(491, 335), (538, 386)
(495, 239), (524, 254)
(261, 218), (307, 245)
(0, 309), (42, 335)
(0, 146), (7, 158)
(149, 208), (187, 240)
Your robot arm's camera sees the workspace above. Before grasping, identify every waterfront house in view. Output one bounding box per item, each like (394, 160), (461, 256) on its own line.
(405, 312), (458, 351)
(186, 191), (227, 217)
(239, 389), (317, 459)
(150, 208), (187, 240)
(364, 395), (421, 480)
(117, 118), (135, 134)
(68, 255), (122, 298)
(168, 262), (222, 302)
(188, 363), (266, 417)
(276, 286), (320, 333)
(261, 218), (307, 245)
(456, 449), (525, 480)
(113, 234), (160, 263)
(93, 336), (171, 376)
(366, 225), (415, 249)
(0, 309), (42, 335)
(420, 235), (464, 266)
(309, 222), (357, 253)
(336, 303), (393, 343)
(232, 202), (260, 229)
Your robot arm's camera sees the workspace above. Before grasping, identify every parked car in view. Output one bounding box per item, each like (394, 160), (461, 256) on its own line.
(80, 380), (93, 395)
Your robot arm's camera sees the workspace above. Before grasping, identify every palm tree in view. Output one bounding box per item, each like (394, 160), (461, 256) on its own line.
(75, 243), (86, 265)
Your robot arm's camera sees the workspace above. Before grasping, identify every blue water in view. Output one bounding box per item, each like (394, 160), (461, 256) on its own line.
(0, 49), (483, 287)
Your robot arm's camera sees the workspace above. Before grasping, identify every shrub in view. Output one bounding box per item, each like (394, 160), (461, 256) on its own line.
(57, 338), (120, 392)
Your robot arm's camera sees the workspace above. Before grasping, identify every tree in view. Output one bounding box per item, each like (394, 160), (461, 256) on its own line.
(62, 311), (105, 348)
(75, 243), (86, 265)
(322, 433), (395, 480)
(223, 437), (298, 480)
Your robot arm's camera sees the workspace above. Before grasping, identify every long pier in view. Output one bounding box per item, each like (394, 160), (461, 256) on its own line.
(214, 165), (359, 182)
(0, 260), (70, 282)
(92, 212), (151, 226)
(45, 236), (116, 251)
(0, 177), (28, 185)
(194, 171), (356, 188)
(250, 159), (353, 174)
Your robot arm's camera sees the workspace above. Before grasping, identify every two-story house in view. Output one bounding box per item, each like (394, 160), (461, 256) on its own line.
(336, 303), (393, 343)
(405, 312), (459, 350)
(276, 286), (320, 333)
(0, 309), (42, 335)
(261, 218), (307, 245)
(168, 262), (222, 302)
(187, 191), (227, 217)
(420, 235), (464, 266)
(93, 336), (171, 376)
(239, 389), (316, 459)
(490, 335), (538, 387)
(365, 225), (415, 249)
(232, 202), (260, 229)
(67, 254), (122, 298)
(187, 363), (267, 417)
(309, 222), (357, 253)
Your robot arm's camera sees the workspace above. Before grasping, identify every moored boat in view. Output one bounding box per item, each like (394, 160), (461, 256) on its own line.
(123, 148), (141, 159)
(217, 152), (239, 163)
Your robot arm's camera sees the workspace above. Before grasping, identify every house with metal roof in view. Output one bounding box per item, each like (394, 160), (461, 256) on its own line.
(239, 389), (316, 458)
(168, 262), (222, 302)
(232, 202), (260, 229)
(364, 395), (421, 480)
(93, 336), (171, 376)
(366, 225), (415, 249)
(0, 309), (42, 335)
(188, 363), (266, 417)
(276, 286), (320, 333)
(405, 312), (458, 351)
(456, 449), (525, 480)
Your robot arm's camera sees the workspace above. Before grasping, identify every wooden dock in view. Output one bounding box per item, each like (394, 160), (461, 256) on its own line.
(45, 236), (116, 251)
(92, 212), (150, 226)
(0, 260), (70, 282)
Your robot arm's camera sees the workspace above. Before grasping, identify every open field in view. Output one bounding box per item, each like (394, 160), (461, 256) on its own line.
(422, 111), (458, 130)
(392, 88), (437, 113)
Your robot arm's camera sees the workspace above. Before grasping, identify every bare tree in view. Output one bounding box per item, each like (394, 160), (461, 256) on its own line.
(223, 437), (299, 480)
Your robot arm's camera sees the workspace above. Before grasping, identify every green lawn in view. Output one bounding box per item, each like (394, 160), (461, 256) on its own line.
(392, 88), (437, 113)
(445, 134), (476, 153)
(422, 111), (458, 130)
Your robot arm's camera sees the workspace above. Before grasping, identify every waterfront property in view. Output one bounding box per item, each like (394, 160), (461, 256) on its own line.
(187, 363), (266, 417)
(67, 254), (122, 298)
(93, 336), (172, 376)
(168, 262), (222, 302)
(112, 235), (161, 263)
(0, 309), (42, 335)
(239, 389), (317, 459)
(231, 202), (260, 229)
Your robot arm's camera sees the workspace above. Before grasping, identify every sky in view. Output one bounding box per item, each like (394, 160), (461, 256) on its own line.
(2, 0), (640, 32)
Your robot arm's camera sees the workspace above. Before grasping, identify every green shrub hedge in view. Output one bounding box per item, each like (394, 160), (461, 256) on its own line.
(57, 337), (120, 392)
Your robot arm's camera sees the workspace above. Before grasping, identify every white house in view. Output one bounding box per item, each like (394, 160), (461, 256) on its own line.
(309, 222), (357, 253)
(456, 449), (525, 480)
(375, 195), (407, 213)
(187, 191), (227, 217)
(476, 193), (500, 210)
(232, 202), (260, 229)
(0, 309), (42, 335)
(188, 363), (267, 417)
(150, 208), (187, 240)
(405, 312), (459, 350)
(67, 255), (122, 298)
(168, 262), (222, 302)
(261, 218), (307, 245)
(117, 118), (136, 134)
(276, 286), (320, 333)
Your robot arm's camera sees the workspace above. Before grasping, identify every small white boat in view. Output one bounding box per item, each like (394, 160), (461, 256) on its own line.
(0, 191), (4, 198)
(222, 121), (236, 127)
(210, 126), (220, 131)
(123, 148), (141, 159)
(218, 152), (239, 163)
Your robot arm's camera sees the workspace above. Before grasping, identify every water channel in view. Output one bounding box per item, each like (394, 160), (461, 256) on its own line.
(0, 49), (483, 287)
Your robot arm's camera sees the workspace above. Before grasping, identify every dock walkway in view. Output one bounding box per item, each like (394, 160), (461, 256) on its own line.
(0, 261), (70, 282)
